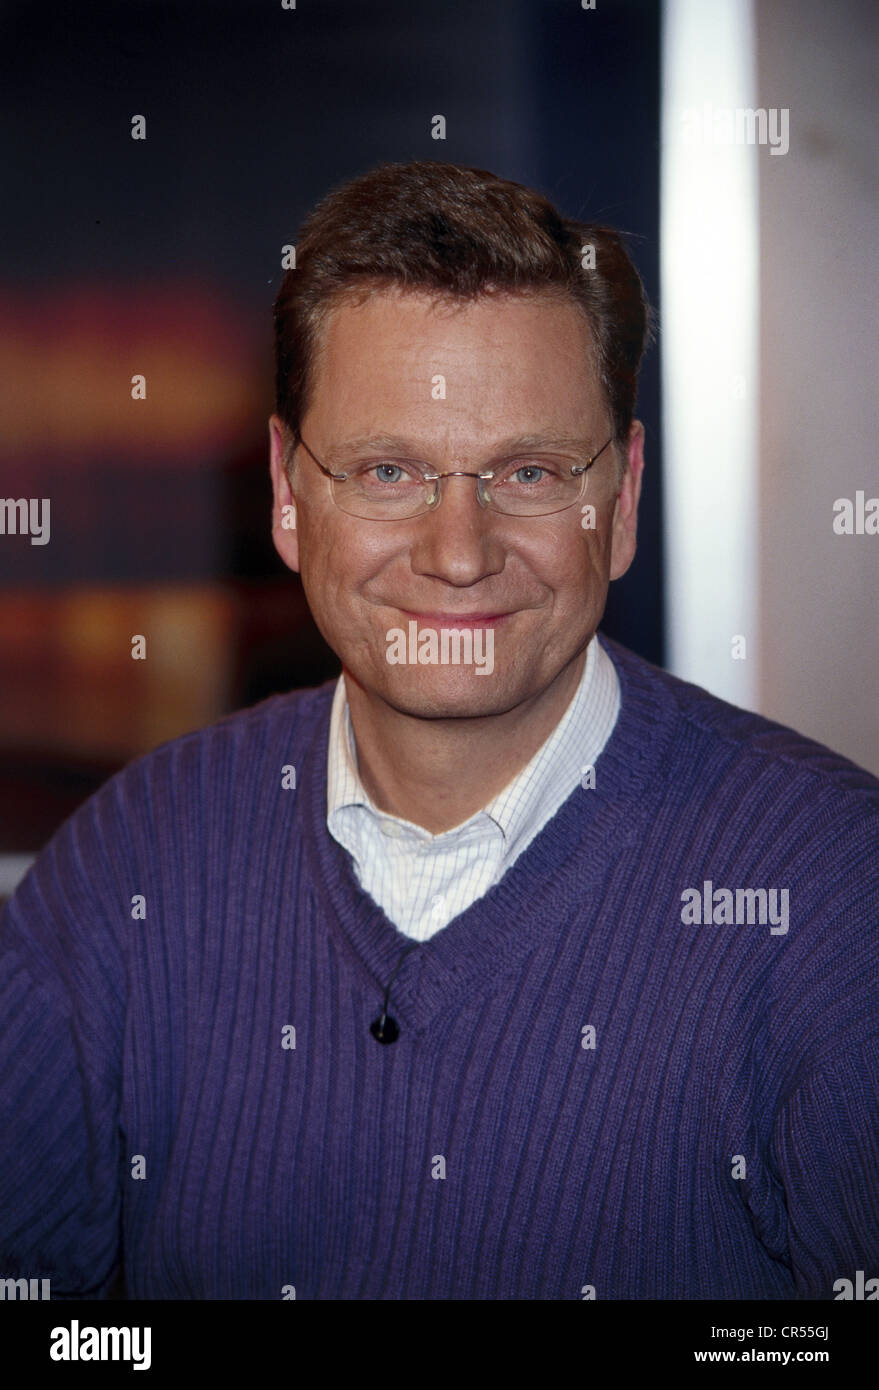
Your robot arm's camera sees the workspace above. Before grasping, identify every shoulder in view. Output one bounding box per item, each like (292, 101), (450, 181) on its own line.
(3, 680), (338, 955)
(122, 678), (337, 779)
(600, 633), (879, 914)
(601, 633), (879, 816)
(600, 637), (879, 1082)
(26, 679), (337, 880)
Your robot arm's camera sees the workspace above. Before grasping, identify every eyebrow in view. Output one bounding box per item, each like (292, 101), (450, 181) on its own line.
(319, 432), (601, 464)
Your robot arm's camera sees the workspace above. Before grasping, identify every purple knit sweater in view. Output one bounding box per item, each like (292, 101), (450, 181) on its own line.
(2, 635), (878, 1300)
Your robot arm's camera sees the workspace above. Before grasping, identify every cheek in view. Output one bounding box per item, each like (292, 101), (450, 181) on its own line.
(521, 520), (605, 583)
(302, 524), (393, 614)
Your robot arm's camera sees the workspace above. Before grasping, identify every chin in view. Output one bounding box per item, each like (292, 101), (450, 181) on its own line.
(377, 669), (523, 720)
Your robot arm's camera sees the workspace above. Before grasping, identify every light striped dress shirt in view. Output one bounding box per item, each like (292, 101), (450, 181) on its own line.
(326, 633), (620, 940)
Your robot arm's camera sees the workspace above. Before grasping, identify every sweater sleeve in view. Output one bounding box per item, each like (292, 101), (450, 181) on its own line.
(773, 1035), (879, 1299)
(0, 791), (127, 1299)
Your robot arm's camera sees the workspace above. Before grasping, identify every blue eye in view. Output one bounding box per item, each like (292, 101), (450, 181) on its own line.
(353, 461), (424, 491)
(373, 463), (404, 484)
(500, 461), (566, 488)
(512, 464), (547, 486)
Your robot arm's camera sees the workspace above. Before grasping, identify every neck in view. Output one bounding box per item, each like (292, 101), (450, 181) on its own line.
(342, 646), (589, 834)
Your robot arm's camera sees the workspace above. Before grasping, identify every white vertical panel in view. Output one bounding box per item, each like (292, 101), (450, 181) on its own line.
(660, 0), (759, 705)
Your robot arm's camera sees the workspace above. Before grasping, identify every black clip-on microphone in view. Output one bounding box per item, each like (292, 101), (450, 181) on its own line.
(370, 940), (419, 1043)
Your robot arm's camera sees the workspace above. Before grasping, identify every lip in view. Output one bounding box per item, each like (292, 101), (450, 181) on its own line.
(398, 610), (515, 628)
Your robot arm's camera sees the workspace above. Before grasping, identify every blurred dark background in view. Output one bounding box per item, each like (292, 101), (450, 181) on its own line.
(0, 0), (662, 854)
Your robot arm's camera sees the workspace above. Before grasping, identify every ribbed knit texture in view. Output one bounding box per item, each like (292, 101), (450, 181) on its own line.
(1, 635), (878, 1300)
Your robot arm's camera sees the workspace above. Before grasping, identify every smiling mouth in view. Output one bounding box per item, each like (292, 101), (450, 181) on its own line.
(397, 610), (516, 628)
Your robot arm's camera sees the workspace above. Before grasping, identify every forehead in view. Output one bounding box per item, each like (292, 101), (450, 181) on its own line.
(307, 287), (606, 435)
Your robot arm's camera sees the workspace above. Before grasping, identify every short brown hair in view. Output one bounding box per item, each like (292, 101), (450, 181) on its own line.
(273, 160), (652, 466)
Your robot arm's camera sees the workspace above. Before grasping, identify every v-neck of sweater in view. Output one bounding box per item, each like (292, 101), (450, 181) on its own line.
(299, 635), (679, 1032)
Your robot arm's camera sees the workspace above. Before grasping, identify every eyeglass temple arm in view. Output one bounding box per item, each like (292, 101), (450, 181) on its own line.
(294, 433), (349, 481)
(571, 435), (614, 476)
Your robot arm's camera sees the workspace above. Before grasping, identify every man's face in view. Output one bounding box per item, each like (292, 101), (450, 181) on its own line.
(269, 287), (643, 719)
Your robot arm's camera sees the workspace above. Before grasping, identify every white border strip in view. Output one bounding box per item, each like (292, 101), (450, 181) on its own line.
(661, 0), (759, 707)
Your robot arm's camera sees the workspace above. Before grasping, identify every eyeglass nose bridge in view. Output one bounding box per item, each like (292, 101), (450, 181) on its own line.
(422, 468), (496, 510)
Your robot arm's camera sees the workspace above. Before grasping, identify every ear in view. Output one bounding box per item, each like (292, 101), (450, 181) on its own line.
(608, 421), (645, 582)
(269, 414), (301, 573)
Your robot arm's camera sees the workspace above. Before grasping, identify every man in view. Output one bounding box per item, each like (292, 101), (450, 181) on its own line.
(1, 161), (877, 1301)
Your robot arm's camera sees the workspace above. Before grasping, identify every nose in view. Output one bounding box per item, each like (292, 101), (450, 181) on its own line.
(408, 473), (506, 588)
